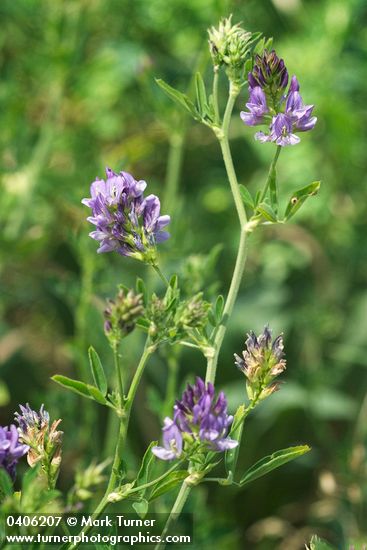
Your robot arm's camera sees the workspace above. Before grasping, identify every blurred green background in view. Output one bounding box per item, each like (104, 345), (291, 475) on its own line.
(1, 0), (367, 548)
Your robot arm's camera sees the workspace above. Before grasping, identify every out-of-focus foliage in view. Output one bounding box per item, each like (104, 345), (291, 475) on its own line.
(1, 0), (367, 548)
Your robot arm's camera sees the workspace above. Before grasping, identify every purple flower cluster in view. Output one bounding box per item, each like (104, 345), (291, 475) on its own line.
(15, 403), (50, 433)
(152, 377), (237, 461)
(241, 50), (317, 146)
(0, 425), (29, 480)
(82, 168), (170, 264)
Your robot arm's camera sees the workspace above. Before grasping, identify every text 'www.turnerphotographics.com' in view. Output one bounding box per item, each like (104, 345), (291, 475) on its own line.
(2, 514), (194, 546)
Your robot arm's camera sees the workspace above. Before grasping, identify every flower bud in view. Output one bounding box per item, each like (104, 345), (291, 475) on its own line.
(208, 16), (253, 84)
(176, 293), (210, 330)
(248, 49), (289, 104)
(235, 326), (286, 401)
(104, 288), (144, 347)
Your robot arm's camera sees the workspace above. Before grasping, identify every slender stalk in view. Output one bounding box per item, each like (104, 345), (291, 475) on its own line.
(106, 340), (153, 494)
(258, 145), (282, 204)
(206, 82), (249, 384)
(163, 350), (180, 416)
(206, 227), (248, 384)
(154, 482), (192, 550)
(113, 345), (124, 404)
(152, 263), (170, 287)
(213, 67), (220, 125)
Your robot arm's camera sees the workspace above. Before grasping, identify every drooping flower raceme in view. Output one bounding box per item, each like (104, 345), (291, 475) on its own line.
(152, 377), (238, 461)
(235, 326), (286, 400)
(241, 50), (317, 146)
(82, 168), (170, 265)
(0, 425), (29, 480)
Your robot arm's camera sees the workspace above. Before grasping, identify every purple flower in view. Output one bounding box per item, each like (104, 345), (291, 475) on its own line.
(241, 46), (316, 146)
(240, 87), (268, 126)
(152, 378), (237, 461)
(15, 403), (50, 434)
(255, 113), (300, 146)
(0, 425), (29, 480)
(285, 89), (317, 132)
(152, 418), (183, 461)
(82, 168), (170, 264)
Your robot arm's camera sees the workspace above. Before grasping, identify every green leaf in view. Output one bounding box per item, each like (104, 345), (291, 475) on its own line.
(195, 72), (207, 117)
(155, 79), (199, 120)
(0, 468), (13, 497)
(136, 318), (150, 330)
(268, 165), (278, 213)
(284, 181), (321, 221)
(21, 464), (41, 495)
(207, 309), (217, 327)
(225, 405), (245, 476)
(88, 347), (108, 396)
(169, 274), (178, 290)
(264, 37), (274, 50)
(215, 295), (224, 323)
(254, 189), (262, 207)
(149, 471), (188, 501)
(87, 384), (108, 405)
(52, 375), (92, 400)
(308, 535), (336, 550)
(240, 445), (311, 486)
(136, 442), (157, 492)
(136, 278), (148, 306)
(132, 499), (149, 518)
(256, 203), (278, 223)
(239, 185), (255, 209)
(0, 380), (10, 407)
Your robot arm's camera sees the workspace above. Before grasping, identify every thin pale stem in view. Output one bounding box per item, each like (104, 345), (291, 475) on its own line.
(154, 481), (192, 550)
(206, 227), (248, 384)
(152, 263), (170, 287)
(106, 340), (153, 495)
(113, 345), (124, 404)
(258, 145), (282, 204)
(163, 350), (180, 416)
(213, 67), (220, 125)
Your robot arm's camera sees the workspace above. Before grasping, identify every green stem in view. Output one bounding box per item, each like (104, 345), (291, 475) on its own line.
(163, 350), (180, 416)
(258, 145), (282, 204)
(219, 136), (247, 227)
(113, 345), (124, 405)
(106, 341), (153, 494)
(154, 481), (192, 550)
(213, 67), (220, 125)
(204, 83), (250, 385)
(152, 263), (170, 287)
(129, 459), (185, 495)
(206, 226), (248, 384)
